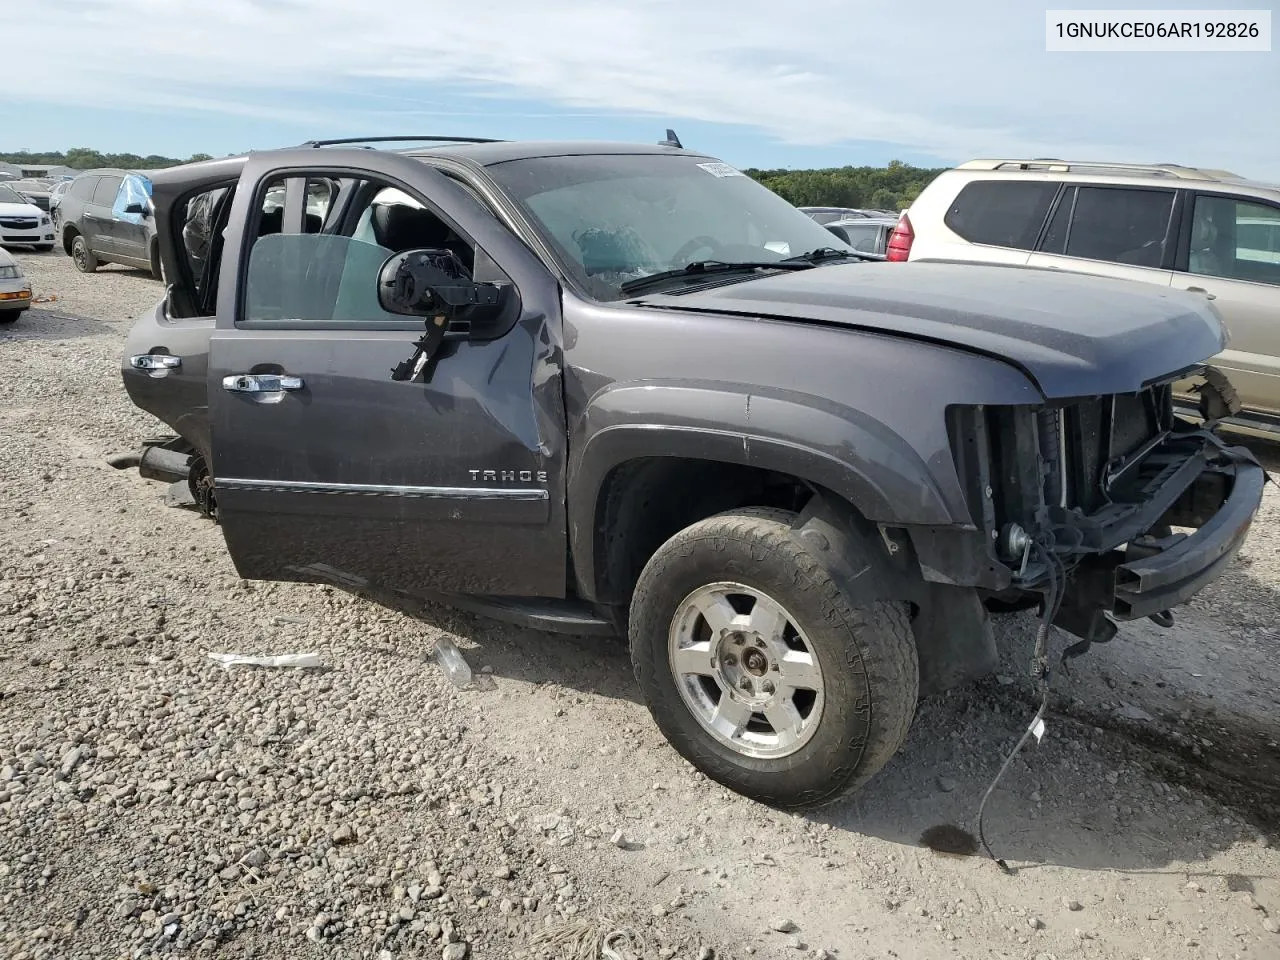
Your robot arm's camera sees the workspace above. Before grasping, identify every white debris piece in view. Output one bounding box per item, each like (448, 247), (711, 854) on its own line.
(205, 651), (324, 671)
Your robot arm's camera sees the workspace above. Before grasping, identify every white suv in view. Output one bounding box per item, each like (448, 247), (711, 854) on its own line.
(888, 159), (1280, 429)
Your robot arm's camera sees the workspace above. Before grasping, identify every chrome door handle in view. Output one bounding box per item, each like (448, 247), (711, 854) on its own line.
(130, 354), (180, 370)
(222, 373), (304, 394)
(1186, 286), (1217, 300)
(129, 354), (181, 378)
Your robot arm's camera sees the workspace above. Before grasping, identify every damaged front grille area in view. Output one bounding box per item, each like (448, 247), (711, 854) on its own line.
(1061, 385), (1174, 513)
(946, 381), (1177, 576)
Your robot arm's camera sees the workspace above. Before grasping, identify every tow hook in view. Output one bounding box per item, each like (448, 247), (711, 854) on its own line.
(1148, 609), (1175, 628)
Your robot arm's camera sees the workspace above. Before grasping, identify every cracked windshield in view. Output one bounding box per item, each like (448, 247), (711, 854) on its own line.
(488, 154), (855, 299)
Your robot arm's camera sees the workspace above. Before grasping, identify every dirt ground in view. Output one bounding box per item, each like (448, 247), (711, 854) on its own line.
(1, 250), (1278, 960)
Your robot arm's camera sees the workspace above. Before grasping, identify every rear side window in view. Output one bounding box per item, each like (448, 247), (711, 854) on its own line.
(69, 176), (98, 200)
(92, 176), (123, 206)
(841, 221), (888, 254)
(1061, 187), (1174, 269)
(944, 180), (1059, 250)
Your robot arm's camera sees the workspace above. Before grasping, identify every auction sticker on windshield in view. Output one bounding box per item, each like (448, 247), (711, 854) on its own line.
(696, 162), (745, 178)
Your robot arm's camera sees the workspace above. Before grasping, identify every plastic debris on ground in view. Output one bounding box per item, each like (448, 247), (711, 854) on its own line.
(205, 652), (324, 671)
(164, 480), (197, 509)
(432, 636), (473, 688)
(527, 919), (645, 960)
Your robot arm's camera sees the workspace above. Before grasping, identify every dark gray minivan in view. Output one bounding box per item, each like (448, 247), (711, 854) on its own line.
(58, 169), (163, 279)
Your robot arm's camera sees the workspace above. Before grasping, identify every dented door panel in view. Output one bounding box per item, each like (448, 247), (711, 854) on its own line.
(210, 321), (567, 597)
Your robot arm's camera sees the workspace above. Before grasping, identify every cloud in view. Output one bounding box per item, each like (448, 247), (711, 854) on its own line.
(28, 0), (1280, 176)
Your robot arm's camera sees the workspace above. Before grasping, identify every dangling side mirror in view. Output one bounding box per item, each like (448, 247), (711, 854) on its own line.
(376, 248), (502, 324)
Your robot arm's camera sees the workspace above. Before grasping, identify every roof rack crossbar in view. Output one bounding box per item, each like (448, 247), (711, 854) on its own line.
(301, 136), (505, 148)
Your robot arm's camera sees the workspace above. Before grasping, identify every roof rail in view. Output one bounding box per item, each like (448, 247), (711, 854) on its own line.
(957, 158), (1240, 181)
(300, 135), (505, 148)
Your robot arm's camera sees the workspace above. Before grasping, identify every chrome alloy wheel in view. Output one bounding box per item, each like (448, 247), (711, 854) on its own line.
(667, 582), (825, 759)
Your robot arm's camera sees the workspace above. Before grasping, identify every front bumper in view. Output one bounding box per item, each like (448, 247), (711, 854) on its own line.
(1044, 427), (1267, 643)
(1111, 455), (1264, 619)
(0, 226), (53, 245)
(0, 233), (53, 245)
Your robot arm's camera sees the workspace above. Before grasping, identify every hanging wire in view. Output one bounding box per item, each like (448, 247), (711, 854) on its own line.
(976, 540), (1066, 873)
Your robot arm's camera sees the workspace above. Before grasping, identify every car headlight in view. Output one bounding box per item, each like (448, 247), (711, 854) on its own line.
(0, 266), (21, 279)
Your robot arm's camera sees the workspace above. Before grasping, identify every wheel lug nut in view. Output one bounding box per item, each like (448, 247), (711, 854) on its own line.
(738, 678), (752, 691)
(733, 634), (745, 646)
(761, 680), (775, 695)
(723, 654), (736, 666)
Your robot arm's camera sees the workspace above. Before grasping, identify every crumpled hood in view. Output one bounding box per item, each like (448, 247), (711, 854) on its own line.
(635, 261), (1226, 398)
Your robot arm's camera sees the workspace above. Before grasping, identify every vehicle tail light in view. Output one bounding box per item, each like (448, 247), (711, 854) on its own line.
(885, 212), (914, 261)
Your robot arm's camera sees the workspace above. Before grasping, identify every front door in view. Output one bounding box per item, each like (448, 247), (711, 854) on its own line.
(110, 174), (153, 267)
(87, 174), (124, 258)
(1172, 192), (1280, 416)
(206, 151), (568, 599)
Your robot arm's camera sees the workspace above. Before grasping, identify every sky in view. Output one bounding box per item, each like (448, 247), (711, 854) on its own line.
(8, 0), (1279, 177)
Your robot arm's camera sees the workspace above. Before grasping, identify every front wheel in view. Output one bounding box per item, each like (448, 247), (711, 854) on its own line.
(629, 508), (919, 809)
(71, 234), (98, 273)
(0, 310), (21, 325)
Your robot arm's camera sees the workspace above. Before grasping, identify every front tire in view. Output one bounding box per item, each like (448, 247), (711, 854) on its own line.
(71, 235), (98, 273)
(629, 508), (919, 809)
(0, 310), (21, 325)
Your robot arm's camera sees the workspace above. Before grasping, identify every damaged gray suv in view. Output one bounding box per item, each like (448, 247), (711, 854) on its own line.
(119, 134), (1265, 809)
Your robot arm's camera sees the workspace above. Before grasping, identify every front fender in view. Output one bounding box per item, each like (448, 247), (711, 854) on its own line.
(568, 381), (958, 599)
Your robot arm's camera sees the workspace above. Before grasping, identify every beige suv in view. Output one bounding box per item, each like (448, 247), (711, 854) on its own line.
(890, 159), (1280, 431)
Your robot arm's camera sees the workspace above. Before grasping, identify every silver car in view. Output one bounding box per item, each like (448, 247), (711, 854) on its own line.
(0, 247), (33, 323)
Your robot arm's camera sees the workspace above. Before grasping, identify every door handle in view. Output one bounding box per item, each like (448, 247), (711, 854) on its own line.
(222, 373), (304, 394)
(1185, 286), (1217, 300)
(129, 354), (181, 378)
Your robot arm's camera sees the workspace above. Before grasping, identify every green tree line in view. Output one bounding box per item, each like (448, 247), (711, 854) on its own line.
(744, 159), (945, 212)
(0, 148), (213, 170)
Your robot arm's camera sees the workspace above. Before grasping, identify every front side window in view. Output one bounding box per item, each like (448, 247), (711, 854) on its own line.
(243, 176), (477, 326)
(1188, 194), (1280, 286)
(1062, 186), (1174, 269)
(113, 174), (152, 222)
(486, 154), (855, 302)
(944, 180), (1059, 250)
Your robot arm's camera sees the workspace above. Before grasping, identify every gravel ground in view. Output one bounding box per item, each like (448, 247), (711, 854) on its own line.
(2, 250), (1279, 960)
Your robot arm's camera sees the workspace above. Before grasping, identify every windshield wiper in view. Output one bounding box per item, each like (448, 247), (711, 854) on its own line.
(619, 259), (814, 297)
(783, 246), (878, 264)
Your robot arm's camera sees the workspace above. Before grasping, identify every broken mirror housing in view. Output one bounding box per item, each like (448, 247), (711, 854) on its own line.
(377, 247), (502, 321)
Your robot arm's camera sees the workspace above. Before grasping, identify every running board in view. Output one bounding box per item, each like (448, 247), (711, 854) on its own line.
(440, 595), (618, 637)
(1175, 399), (1280, 437)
